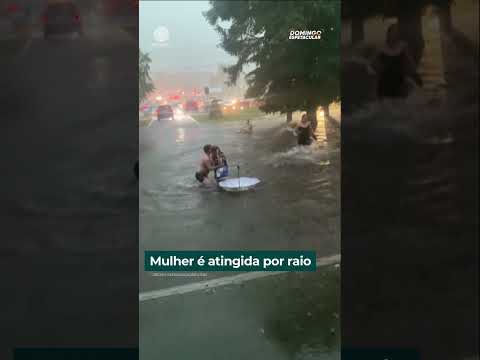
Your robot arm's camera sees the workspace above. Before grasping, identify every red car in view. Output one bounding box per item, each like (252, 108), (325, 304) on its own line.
(239, 100), (252, 109)
(184, 100), (199, 112)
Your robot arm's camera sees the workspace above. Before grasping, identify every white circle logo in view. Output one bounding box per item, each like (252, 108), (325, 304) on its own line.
(153, 26), (169, 45)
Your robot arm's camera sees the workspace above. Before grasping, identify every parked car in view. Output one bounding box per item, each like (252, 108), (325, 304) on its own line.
(208, 100), (223, 119)
(222, 100), (239, 113)
(184, 99), (199, 112)
(157, 105), (174, 121)
(239, 99), (252, 109)
(42, 1), (83, 39)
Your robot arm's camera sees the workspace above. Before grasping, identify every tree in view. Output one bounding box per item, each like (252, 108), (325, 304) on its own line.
(204, 1), (340, 128)
(431, 0), (454, 35)
(342, 0), (433, 64)
(342, 0), (384, 45)
(139, 50), (154, 104)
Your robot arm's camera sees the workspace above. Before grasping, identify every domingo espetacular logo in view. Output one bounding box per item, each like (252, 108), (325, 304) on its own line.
(289, 30), (323, 40)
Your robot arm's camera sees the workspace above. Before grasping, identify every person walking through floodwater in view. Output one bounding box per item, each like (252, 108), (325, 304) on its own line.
(371, 23), (423, 99)
(296, 114), (317, 146)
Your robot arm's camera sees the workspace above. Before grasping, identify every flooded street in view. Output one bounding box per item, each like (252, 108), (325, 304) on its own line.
(138, 2), (341, 358)
(341, 4), (478, 359)
(140, 266), (340, 360)
(139, 113), (341, 360)
(139, 113), (340, 291)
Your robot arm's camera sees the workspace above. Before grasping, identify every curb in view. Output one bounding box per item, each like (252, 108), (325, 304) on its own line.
(0, 35), (29, 62)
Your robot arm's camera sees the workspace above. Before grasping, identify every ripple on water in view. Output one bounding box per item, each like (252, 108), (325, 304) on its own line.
(263, 146), (332, 167)
(141, 174), (220, 212)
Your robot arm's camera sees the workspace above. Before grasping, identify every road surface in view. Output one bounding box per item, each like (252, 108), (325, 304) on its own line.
(139, 111), (341, 359)
(0, 19), (138, 358)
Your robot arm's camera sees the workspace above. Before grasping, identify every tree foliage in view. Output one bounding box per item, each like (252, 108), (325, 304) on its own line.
(139, 50), (154, 104)
(342, 0), (452, 20)
(204, 1), (340, 115)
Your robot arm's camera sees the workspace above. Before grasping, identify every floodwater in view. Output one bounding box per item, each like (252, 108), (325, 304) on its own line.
(341, 5), (478, 359)
(139, 111), (341, 360)
(139, 111), (340, 292)
(140, 266), (340, 360)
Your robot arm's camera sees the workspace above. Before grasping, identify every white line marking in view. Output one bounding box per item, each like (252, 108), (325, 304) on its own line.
(17, 37), (33, 58)
(146, 119), (156, 128)
(139, 254), (340, 302)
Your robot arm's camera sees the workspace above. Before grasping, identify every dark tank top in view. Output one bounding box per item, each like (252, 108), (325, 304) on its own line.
(297, 125), (312, 145)
(377, 51), (408, 98)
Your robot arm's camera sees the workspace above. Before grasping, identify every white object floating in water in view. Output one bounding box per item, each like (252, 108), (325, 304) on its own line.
(219, 177), (261, 192)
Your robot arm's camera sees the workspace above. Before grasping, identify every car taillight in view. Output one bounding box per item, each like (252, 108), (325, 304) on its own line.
(73, 14), (80, 22)
(7, 4), (19, 14)
(42, 14), (48, 23)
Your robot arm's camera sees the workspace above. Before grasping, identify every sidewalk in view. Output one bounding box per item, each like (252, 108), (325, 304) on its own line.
(0, 17), (31, 64)
(0, 36), (29, 72)
(88, 13), (138, 41)
(0, 17), (13, 38)
(140, 264), (340, 360)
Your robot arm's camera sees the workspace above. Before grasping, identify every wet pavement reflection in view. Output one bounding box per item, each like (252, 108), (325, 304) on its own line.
(139, 113), (340, 291)
(139, 112), (340, 359)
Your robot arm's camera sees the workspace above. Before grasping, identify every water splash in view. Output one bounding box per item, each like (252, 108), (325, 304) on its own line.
(343, 90), (476, 146)
(264, 145), (332, 168)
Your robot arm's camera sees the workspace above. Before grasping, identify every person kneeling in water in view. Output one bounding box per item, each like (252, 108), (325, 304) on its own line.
(239, 120), (253, 134)
(210, 145), (229, 183)
(195, 144), (214, 183)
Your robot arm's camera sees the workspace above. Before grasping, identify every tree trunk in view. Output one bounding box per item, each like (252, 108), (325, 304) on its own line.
(307, 107), (318, 131)
(438, 1), (453, 35)
(323, 105), (330, 118)
(351, 17), (365, 45)
(398, 7), (425, 66)
(286, 111), (293, 123)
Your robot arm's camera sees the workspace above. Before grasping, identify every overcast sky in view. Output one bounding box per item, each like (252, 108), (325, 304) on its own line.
(139, 1), (235, 73)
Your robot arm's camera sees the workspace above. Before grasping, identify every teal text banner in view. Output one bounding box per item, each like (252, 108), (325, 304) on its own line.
(342, 348), (419, 360)
(14, 349), (138, 360)
(144, 251), (317, 272)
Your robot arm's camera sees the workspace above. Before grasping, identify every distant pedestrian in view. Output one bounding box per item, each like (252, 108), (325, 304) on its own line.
(239, 120), (253, 134)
